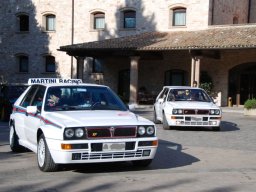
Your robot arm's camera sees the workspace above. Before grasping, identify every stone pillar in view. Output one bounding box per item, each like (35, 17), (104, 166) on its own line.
(190, 57), (201, 87)
(129, 56), (140, 105)
(195, 57), (201, 85)
(76, 57), (85, 79)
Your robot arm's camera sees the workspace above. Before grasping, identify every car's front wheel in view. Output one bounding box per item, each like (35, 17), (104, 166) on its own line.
(153, 109), (160, 124)
(37, 134), (58, 172)
(132, 159), (152, 167)
(162, 112), (170, 130)
(9, 124), (24, 152)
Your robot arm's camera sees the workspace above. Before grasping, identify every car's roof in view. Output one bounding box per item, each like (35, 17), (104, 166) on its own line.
(163, 86), (203, 90)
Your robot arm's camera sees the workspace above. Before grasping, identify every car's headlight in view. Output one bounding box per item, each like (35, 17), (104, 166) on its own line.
(137, 125), (155, 137)
(146, 126), (155, 135)
(172, 109), (183, 114)
(210, 109), (220, 115)
(75, 128), (84, 138)
(64, 127), (85, 140)
(138, 126), (146, 135)
(65, 128), (74, 138)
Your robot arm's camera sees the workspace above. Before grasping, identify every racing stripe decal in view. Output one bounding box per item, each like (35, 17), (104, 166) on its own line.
(13, 105), (62, 129)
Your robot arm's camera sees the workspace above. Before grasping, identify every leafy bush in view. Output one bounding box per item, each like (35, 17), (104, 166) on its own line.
(199, 82), (213, 95)
(244, 98), (256, 109)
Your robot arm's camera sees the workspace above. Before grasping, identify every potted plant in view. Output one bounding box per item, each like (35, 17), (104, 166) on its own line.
(244, 98), (256, 116)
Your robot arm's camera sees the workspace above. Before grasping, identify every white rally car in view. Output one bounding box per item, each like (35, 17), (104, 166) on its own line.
(9, 78), (158, 172)
(153, 86), (221, 131)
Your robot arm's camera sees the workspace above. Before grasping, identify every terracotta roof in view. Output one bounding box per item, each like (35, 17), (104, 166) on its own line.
(59, 25), (256, 52)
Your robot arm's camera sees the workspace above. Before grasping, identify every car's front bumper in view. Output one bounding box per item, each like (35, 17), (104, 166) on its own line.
(165, 114), (221, 127)
(46, 137), (158, 164)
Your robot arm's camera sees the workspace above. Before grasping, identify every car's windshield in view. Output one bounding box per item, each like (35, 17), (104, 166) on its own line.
(44, 86), (128, 111)
(167, 88), (211, 102)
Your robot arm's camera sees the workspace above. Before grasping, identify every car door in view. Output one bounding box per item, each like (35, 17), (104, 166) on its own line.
(14, 86), (38, 143)
(24, 85), (46, 146)
(155, 88), (169, 121)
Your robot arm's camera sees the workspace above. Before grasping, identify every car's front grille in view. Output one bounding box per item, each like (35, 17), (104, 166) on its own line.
(80, 150), (145, 160)
(184, 109), (209, 115)
(86, 126), (137, 139)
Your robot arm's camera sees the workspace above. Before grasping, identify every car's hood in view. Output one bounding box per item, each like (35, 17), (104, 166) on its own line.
(166, 101), (218, 109)
(43, 110), (152, 128)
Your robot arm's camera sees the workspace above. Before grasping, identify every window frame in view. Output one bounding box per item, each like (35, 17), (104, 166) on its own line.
(18, 55), (29, 73)
(172, 8), (186, 26)
(16, 13), (29, 32)
(93, 12), (105, 30)
(123, 10), (136, 29)
(42, 13), (56, 32)
(44, 55), (56, 73)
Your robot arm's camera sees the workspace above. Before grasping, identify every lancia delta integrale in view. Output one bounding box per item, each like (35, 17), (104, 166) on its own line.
(153, 86), (221, 131)
(9, 78), (158, 172)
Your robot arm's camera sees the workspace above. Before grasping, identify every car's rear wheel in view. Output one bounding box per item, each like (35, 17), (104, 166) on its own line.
(153, 109), (160, 124)
(132, 159), (152, 167)
(162, 112), (170, 130)
(37, 134), (58, 172)
(9, 124), (24, 152)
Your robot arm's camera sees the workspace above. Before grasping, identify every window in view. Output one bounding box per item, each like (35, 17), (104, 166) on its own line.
(17, 14), (29, 31)
(18, 55), (29, 73)
(123, 10), (136, 28)
(165, 69), (187, 86)
(93, 12), (105, 29)
(20, 86), (38, 108)
(92, 58), (104, 73)
(172, 8), (186, 26)
(43, 14), (56, 31)
(45, 56), (56, 72)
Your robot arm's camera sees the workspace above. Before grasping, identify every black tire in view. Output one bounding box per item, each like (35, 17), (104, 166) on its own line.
(162, 112), (170, 130)
(37, 134), (58, 172)
(212, 126), (220, 131)
(132, 159), (152, 167)
(153, 109), (160, 124)
(9, 124), (24, 152)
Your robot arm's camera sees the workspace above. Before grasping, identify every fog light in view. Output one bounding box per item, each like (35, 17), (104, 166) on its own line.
(143, 150), (151, 156)
(72, 153), (81, 160)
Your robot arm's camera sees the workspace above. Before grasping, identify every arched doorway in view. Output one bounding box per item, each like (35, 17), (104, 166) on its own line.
(164, 69), (188, 86)
(229, 63), (256, 105)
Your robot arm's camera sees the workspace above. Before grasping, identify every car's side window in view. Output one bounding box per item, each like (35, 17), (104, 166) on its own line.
(20, 86), (38, 108)
(31, 86), (46, 111)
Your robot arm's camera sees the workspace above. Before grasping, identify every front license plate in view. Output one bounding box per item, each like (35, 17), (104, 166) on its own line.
(103, 142), (125, 151)
(191, 117), (202, 121)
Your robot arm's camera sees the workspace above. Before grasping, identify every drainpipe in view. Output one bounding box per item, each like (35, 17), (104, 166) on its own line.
(71, 0), (74, 78)
(248, 0), (251, 23)
(211, 0), (215, 25)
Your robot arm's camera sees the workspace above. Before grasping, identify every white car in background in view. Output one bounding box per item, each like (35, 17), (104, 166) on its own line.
(9, 78), (158, 172)
(153, 86), (222, 131)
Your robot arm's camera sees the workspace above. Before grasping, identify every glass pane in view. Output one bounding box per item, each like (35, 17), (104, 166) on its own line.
(124, 18), (136, 28)
(95, 17), (105, 29)
(19, 15), (29, 31)
(46, 56), (55, 72)
(46, 15), (55, 31)
(173, 10), (186, 26)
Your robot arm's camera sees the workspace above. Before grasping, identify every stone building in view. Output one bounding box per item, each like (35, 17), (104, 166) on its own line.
(1, 0), (256, 106)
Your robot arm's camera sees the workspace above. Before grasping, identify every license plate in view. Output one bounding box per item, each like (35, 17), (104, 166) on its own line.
(102, 142), (125, 151)
(191, 117), (202, 121)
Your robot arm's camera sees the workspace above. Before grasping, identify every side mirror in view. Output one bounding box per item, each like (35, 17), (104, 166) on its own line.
(158, 98), (164, 103)
(26, 106), (38, 114)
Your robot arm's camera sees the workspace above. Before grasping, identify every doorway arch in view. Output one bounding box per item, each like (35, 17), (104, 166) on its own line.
(229, 62), (256, 105)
